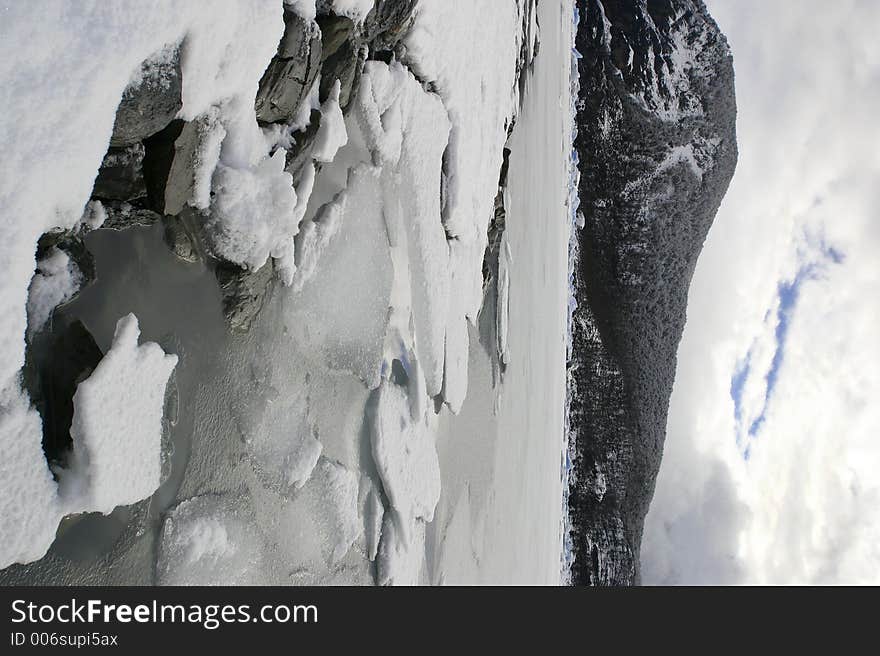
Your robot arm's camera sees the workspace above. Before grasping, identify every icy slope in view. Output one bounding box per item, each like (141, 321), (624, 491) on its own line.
(430, 0), (572, 585)
(0, 0), (565, 585)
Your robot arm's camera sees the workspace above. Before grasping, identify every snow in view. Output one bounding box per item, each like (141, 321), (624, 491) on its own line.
(312, 80), (348, 163)
(26, 248), (83, 340)
(274, 457), (363, 569)
(356, 61), (452, 397)
(311, 459), (361, 563)
(292, 189), (347, 292)
(157, 495), (263, 586)
(371, 380), (441, 544)
(0, 312), (176, 568)
(394, 74), (452, 397)
(354, 64), (404, 167)
(322, 0), (374, 23)
(497, 233), (513, 367)
(0, 0), (285, 567)
(123, 43), (178, 92)
(404, 0), (522, 319)
(208, 149), (298, 272)
(441, 244), (472, 414)
(429, 0), (572, 584)
(657, 143), (705, 181)
(633, 6), (711, 122)
(285, 0), (317, 22)
(0, 392), (59, 567)
(361, 480), (384, 561)
(625, 136), (720, 199)
(81, 200), (107, 231)
(377, 513), (425, 586)
(65, 313), (178, 515)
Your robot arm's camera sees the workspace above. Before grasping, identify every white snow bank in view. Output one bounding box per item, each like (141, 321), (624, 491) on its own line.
(404, 0), (523, 320)
(377, 513), (425, 586)
(322, 0), (374, 23)
(208, 149), (299, 273)
(388, 66), (451, 398)
(26, 248), (84, 340)
(273, 161), (318, 286)
(497, 233), (513, 366)
(0, 313), (176, 567)
(355, 64), (404, 167)
(371, 380), (441, 544)
(81, 200), (107, 231)
(360, 477), (384, 561)
(65, 314), (178, 515)
(355, 60), (452, 398)
(157, 495), (263, 585)
(0, 0), (285, 567)
(285, 0), (317, 22)
(292, 191), (344, 292)
(441, 242), (472, 414)
(312, 80), (348, 163)
(0, 390), (60, 567)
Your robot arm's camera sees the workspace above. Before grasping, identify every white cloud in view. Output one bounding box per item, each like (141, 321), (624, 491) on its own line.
(642, 0), (880, 584)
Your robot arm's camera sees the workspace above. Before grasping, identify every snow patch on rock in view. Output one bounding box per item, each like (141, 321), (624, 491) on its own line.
(63, 314), (178, 515)
(26, 248), (84, 340)
(312, 80), (348, 163)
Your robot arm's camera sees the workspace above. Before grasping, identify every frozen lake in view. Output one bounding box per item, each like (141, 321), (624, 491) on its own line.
(430, 0), (572, 585)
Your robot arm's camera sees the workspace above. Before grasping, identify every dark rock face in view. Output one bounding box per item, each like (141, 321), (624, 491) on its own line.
(568, 0), (737, 585)
(317, 15), (362, 107)
(363, 0), (418, 53)
(256, 10), (322, 124)
(99, 201), (160, 231)
(23, 320), (103, 473)
(110, 47), (182, 147)
(215, 260), (275, 333)
(142, 119), (185, 214)
(91, 143), (147, 202)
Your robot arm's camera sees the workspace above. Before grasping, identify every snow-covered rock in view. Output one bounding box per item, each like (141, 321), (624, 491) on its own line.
(567, 0), (737, 585)
(256, 7), (321, 125)
(63, 313), (177, 515)
(26, 248), (83, 340)
(110, 45), (182, 147)
(371, 380), (441, 543)
(312, 80), (349, 162)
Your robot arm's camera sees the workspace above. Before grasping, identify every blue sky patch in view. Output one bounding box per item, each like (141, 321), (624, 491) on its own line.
(730, 238), (843, 456)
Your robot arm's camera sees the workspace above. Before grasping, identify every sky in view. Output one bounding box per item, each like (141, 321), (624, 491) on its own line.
(641, 0), (880, 584)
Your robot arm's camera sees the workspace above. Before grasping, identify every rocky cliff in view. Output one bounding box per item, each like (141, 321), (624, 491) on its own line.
(567, 0), (737, 585)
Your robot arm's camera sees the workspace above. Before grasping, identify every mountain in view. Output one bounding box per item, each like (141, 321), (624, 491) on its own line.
(567, 0), (737, 585)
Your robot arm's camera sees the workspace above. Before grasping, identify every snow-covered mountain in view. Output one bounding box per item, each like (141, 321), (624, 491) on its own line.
(566, 0), (737, 585)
